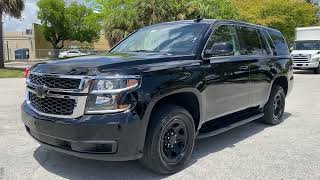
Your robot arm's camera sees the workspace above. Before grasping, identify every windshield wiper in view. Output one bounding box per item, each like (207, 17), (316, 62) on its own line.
(128, 50), (172, 55)
(130, 50), (160, 53)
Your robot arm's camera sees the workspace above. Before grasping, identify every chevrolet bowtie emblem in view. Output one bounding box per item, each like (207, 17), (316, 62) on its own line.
(34, 86), (48, 98)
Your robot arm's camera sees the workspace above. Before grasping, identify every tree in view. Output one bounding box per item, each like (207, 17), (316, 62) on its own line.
(37, 0), (69, 50)
(305, 0), (318, 4)
(91, 0), (141, 46)
(90, 0), (319, 46)
(89, 0), (237, 46)
(233, 0), (319, 43)
(66, 2), (100, 43)
(0, 0), (25, 68)
(189, 0), (238, 19)
(135, 0), (189, 25)
(37, 0), (100, 56)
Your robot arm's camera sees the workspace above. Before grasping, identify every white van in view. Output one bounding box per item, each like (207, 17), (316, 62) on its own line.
(291, 26), (320, 73)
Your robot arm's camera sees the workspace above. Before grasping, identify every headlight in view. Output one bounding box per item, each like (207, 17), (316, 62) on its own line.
(90, 79), (139, 94)
(312, 57), (320, 62)
(85, 77), (140, 114)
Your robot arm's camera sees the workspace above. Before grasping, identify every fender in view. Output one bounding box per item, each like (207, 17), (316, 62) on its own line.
(143, 87), (203, 126)
(137, 87), (204, 150)
(263, 75), (290, 109)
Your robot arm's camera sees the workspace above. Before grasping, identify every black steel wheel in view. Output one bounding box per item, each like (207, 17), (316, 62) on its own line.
(160, 119), (188, 164)
(262, 85), (286, 125)
(139, 105), (195, 174)
(273, 91), (284, 121)
(313, 65), (320, 74)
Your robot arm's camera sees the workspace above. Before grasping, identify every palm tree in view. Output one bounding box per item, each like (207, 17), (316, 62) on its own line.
(0, 0), (25, 68)
(305, 0), (314, 3)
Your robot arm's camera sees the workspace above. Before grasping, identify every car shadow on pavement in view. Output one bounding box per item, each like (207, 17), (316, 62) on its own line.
(190, 112), (291, 164)
(33, 112), (291, 180)
(294, 70), (318, 74)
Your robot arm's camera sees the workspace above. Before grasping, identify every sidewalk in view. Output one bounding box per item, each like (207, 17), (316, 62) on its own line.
(5, 60), (47, 69)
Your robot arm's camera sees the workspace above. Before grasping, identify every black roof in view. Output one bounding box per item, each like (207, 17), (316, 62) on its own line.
(152, 19), (280, 33)
(214, 19), (280, 32)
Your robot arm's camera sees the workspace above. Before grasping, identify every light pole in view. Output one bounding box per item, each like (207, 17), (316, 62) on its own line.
(6, 41), (9, 61)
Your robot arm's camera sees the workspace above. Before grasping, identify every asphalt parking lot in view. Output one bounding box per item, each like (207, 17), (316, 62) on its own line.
(0, 70), (320, 180)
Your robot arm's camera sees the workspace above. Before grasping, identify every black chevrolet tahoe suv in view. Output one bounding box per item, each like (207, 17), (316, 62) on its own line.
(22, 19), (293, 174)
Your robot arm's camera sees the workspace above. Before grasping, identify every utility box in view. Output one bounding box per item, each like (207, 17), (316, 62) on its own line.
(15, 48), (30, 60)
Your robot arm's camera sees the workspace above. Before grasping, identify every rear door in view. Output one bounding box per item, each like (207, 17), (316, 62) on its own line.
(204, 24), (251, 120)
(236, 27), (276, 107)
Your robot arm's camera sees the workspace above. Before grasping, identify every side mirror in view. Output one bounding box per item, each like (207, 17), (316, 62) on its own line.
(273, 51), (278, 56)
(205, 42), (234, 57)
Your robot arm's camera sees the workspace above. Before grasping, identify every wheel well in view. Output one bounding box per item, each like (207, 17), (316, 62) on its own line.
(150, 92), (200, 130)
(273, 76), (288, 95)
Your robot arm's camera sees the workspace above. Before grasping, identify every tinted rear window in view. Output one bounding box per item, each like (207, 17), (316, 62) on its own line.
(261, 30), (276, 54)
(237, 26), (267, 55)
(267, 30), (289, 55)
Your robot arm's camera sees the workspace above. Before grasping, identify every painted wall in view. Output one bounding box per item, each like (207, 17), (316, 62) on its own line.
(3, 23), (111, 61)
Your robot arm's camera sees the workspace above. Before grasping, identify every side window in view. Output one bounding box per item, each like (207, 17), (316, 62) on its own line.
(267, 30), (289, 55)
(237, 26), (265, 55)
(258, 30), (271, 54)
(205, 25), (240, 57)
(262, 30), (277, 55)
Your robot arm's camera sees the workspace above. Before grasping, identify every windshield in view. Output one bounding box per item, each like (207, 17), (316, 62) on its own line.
(294, 41), (320, 50)
(111, 23), (208, 55)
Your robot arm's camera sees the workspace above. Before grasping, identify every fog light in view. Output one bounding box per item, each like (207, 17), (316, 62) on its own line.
(95, 95), (114, 105)
(85, 94), (131, 114)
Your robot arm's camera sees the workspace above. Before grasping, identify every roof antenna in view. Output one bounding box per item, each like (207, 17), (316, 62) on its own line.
(194, 15), (204, 22)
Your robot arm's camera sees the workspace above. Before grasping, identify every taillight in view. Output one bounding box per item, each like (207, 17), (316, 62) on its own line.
(25, 67), (29, 78)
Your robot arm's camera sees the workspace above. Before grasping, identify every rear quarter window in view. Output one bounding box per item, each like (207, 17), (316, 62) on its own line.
(267, 30), (289, 56)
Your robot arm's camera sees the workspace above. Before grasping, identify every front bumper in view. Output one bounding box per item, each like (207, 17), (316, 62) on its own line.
(293, 62), (319, 69)
(21, 102), (145, 161)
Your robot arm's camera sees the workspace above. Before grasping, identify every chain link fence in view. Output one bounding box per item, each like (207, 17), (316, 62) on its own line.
(4, 48), (109, 62)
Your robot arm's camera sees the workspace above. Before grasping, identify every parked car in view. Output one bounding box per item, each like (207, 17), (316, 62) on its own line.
(58, 50), (87, 58)
(291, 26), (320, 74)
(22, 18), (293, 174)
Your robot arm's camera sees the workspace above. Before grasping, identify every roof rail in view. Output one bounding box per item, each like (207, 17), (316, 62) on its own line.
(194, 16), (204, 23)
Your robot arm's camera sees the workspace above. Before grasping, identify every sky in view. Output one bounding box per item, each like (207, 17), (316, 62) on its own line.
(3, 0), (90, 32)
(3, 0), (39, 31)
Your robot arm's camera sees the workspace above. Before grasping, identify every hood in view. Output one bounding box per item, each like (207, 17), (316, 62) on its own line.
(31, 53), (198, 75)
(291, 50), (320, 56)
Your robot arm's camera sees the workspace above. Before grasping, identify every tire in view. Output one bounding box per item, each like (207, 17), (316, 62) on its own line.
(262, 85), (286, 125)
(139, 105), (195, 174)
(313, 66), (320, 74)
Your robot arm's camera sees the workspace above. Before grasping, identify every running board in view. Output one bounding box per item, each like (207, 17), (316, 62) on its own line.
(196, 113), (264, 139)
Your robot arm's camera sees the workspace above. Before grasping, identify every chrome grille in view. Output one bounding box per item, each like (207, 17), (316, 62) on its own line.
(28, 92), (76, 115)
(292, 55), (310, 62)
(29, 74), (81, 89)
